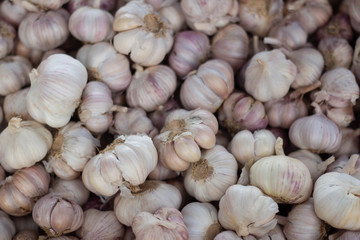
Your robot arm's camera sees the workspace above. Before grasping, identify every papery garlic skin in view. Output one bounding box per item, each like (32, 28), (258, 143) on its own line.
(22, 0), (70, 10)
(3, 88), (32, 122)
(50, 178), (89, 206)
(349, 0), (360, 32)
(27, 54), (87, 128)
(318, 37), (353, 70)
(132, 208), (188, 240)
(0, 1), (27, 27)
(180, 59), (234, 113)
(148, 161), (178, 180)
(0, 20), (16, 59)
(214, 231), (242, 240)
(15, 40), (43, 67)
(67, 0), (116, 13)
(325, 104), (355, 128)
(0, 211), (16, 240)
(113, 1), (174, 66)
(0, 117), (53, 172)
(218, 185), (278, 237)
(334, 128), (360, 157)
(317, 13), (354, 42)
(157, 1), (185, 32)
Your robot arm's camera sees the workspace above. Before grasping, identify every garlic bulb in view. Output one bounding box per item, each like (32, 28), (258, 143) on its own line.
(21, 0), (70, 10)
(154, 108), (218, 171)
(67, 0), (116, 13)
(15, 40), (43, 67)
(113, 1), (174, 66)
(11, 211), (39, 232)
(18, 9), (69, 51)
(229, 129), (276, 166)
(184, 145), (238, 202)
(168, 30), (210, 78)
(0, 117), (53, 172)
(41, 49), (66, 61)
(325, 104), (355, 128)
(317, 13), (354, 42)
(244, 49), (297, 102)
(180, 59), (234, 113)
(349, 0), (360, 32)
(181, 202), (222, 240)
(0, 211), (16, 240)
(334, 128), (360, 157)
(218, 184), (278, 237)
(126, 64), (177, 112)
(76, 42), (131, 92)
(313, 172), (360, 230)
(114, 180), (182, 226)
(82, 135), (158, 196)
(27, 54), (87, 128)
(0, 20), (16, 59)
(76, 209), (125, 239)
(318, 37), (353, 70)
(180, 0), (238, 35)
(132, 207), (188, 240)
(0, 55), (32, 96)
(50, 178), (89, 206)
(289, 103), (342, 153)
(214, 231), (242, 240)
(32, 194), (84, 236)
(250, 139), (313, 204)
(0, 0), (27, 27)
(218, 91), (268, 133)
(0, 164), (50, 216)
(211, 24), (249, 71)
(3, 88), (32, 122)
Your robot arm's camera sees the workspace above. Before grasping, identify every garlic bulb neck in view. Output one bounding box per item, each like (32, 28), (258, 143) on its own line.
(8, 117), (22, 132)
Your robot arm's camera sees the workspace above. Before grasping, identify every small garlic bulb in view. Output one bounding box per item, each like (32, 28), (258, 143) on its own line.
(13, 230), (38, 240)
(148, 98), (179, 130)
(318, 37), (353, 70)
(332, 230), (360, 240)
(32, 194), (84, 237)
(182, 202), (222, 240)
(69, 6), (114, 43)
(180, 59), (234, 113)
(0, 55), (32, 96)
(27, 54), (87, 128)
(76, 209), (125, 239)
(0, 0), (27, 27)
(126, 65), (177, 112)
(317, 13), (354, 42)
(313, 172), (360, 230)
(50, 178), (90, 206)
(184, 145), (238, 202)
(76, 42), (131, 92)
(0, 117), (53, 172)
(113, 1), (174, 66)
(3, 88), (32, 121)
(0, 211), (16, 240)
(229, 129), (276, 166)
(0, 20), (16, 59)
(349, 0), (360, 32)
(218, 184), (279, 237)
(132, 207), (188, 240)
(244, 49), (297, 102)
(114, 180), (182, 226)
(18, 9), (69, 51)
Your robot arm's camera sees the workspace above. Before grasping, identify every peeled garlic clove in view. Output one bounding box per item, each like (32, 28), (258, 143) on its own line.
(317, 13), (354, 42)
(318, 37), (353, 70)
(0, 1), (27, 27)
(50, 178), (90, 206)
(218, 184), (279, 237)
(132, 207), (188, 240)
(0, 20), (16, 59)
(0, 210), (16, 239)
(3, 87), (32, 121)
(27, 54), (87, 128)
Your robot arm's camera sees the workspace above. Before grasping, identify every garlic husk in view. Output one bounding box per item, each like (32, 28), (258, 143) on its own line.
(0, 0), (27, 27)
(326, 154), (360, 180)
(0, 210), (16, 240)
(0, 55), (32, 96)
(3, 88), (32, 122)
(69, 6), (114, 43)
(184, 145), (238, 202)
(126, 64), (177, 112)
(21, 0), (70, 10)
(218, 184), (279, 237)
(67, 0), (116, 13)
(0, 117), (53, 172)
(0, 20), (16, 59)
(32, 193), (84, 237)
(313, 172), (360, 230)
(132, 207), (188, 240)
(349, 0), (360, 32)
(50, 178), (90, 206)
(318, 37), (353, 70)
(114, 180), (182, 226)
(168, 30), (210, 78)
(214, 230), (242, 240)
(113, 1), (174, 66)
(148, 161), (178, 181)
(317, 13), (354, 42)
(182, 202), (222, 240)
(245, 49), (297, 102)
(76, 209), (125, 239)
(18, 9), (69, 51)
(334, 128), (360, 157)
(27, 54), (88, 128)
(0, 164), (50, 216)
(325, 104), (355, 128)
(180, 59), (234, 113)
(211, 24), (249, 71)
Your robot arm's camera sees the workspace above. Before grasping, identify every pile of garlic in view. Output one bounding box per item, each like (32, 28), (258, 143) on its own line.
(1, 0), (360, 239)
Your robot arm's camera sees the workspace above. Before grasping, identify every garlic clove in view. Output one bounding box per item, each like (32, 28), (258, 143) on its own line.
(50, 178), (90, 206)
(173, 134), (201, 163)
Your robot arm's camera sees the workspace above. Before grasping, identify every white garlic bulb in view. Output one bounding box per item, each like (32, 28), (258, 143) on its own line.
(218, 184), (279, 237)
(0, 117), (53, 172)
(113, 1), (174, 66)
(0, 0), (27, 27)
(27, 54), (88, 128)
(0, 20), (16, 59)
(244, 49), (297, 102)
(3, 87), (32, 121)
(50, 177), (89, 206)
(0, 211), (16, 240)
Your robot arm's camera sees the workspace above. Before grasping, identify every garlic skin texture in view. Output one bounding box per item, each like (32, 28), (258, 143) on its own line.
(0, 56), (32, 96)
(184, 145), (238, 202)
(67, 0), (116, 13)
(126, 65), (177, 112)
(76, 42), (131, 92)
(318, 37), (353, 70)
(180, 59), (234, 113)
(76, 209), (125, 239)
(313, 172), (360, 230)
(18, 9), (69, 51)
(114, 180), (182, 226)
(15, 40), (43, 67)
(69, 6), (114, 43)
(0, 117), (53, 172)
(349, 0), (360, 32)
(0, 211), (16, 240)
(317, 13), (354, 42)
(245, 49), (297, 102)
(0, 20), (16, 59)
(334, 128), (360, 158)
(21, 0), (70, 10)
(113, 1), (174, 66)
(46, 122), (99, 180)
(3, 87), (32, 121)
(27, 54), (88, 128)
(182, 202), (222, 240)
(148, 161), (178, 181)
(218, 185), (278, 237)
(0, 1), (27, 27)
(214, 231), (242, 240)
(132, 207), (188, 240)
(50, 178), (90, 206)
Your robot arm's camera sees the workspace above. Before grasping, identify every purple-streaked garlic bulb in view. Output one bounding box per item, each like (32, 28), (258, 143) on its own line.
(317, 13), (354, 42)
(318, 37), (353, 70)
(0, 20), (16, 59)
